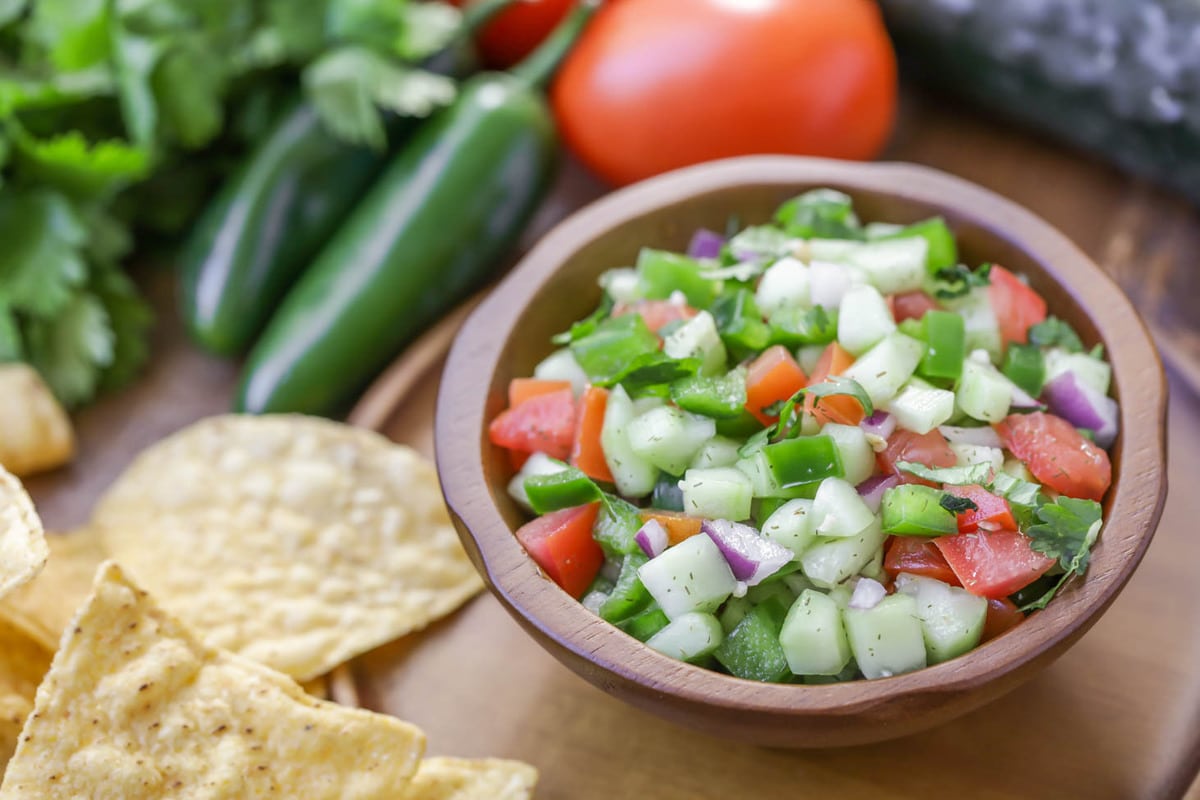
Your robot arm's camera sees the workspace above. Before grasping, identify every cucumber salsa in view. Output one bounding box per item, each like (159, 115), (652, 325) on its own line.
(489, 189), (1116, 683)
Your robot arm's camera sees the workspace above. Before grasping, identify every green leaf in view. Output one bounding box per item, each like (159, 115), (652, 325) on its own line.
(151, 41), (226, 149)
(0, 0), (27, 28)
(617, 353), (700, 397)
(807, 376), (874, 419)
(107, 14), (163, 148)
(0, 302), (23, 361)
(929, 264), (991, 300)
(0, 189), (88, 317)
(774, 189), (863, 240)
(28, 0), (111, 71)
(0, 67), (114, 115)
(91, 266), (151, 393)
(394, 3), (462, 60)
(1028, 316), (1084, 353)
(263, 0), (328, 60)
(895, 460), (994, 486)
(939, 493), (978, 514)
(990, 471), (1045, 529)
(552, 294), (615, 346)
(25, 290), (113, 407)
(302, 46), (455, 149)
(570, 313), (660, 387)
(1019, 497), (1103, 611)
(11, 128), (151, 198)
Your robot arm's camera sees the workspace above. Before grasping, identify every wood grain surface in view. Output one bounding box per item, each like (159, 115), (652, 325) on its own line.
(23, 90), (1200, 798)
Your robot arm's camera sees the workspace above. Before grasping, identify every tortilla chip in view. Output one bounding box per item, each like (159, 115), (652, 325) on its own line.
(0, 528), (107, 651)
(0, 561), (426, 798)
(93, 415), (483, 681)
(405, 758), (539, 799)
(0, 364), (74, 477)
(0, 467), (47, 601)
(0, 610), (54, 768)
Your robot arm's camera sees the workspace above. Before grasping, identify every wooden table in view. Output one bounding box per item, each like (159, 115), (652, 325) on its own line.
(25, 90), (1200, 799)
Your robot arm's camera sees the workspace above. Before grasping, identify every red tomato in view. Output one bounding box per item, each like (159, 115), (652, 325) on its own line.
(804, 342), (864, 425)
(884, 536), (960, 585)
(745, 345), (808, 425)
(515, 502), (604, 598)
(552, 0), (897, 186)
(891, 291), (940, 323)
(943, 484), (1017, 532)
(877, 429), (956, 475)
(488, 387), (576, 460)
(981, 597), (1025, 643)
(508, 378), (571, 408)
(612, 299), (697, 333)
(995, 412), (1112, 501)
(988, 265), (1047, 346)
(934, 530), (1056, 599)
(448, 0), (574, 69)
(571, 385), (614, 483)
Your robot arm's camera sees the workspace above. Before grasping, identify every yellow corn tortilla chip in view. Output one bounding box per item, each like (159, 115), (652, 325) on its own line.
(0, 364), (74, 477)
(0, 467), (46, 601)
(405, 758), (539, 799)
(0, 610), (54, 768)
(0, 528), (107, 651)
(0, 561), (426, 798)
(93, 415), (483, 681)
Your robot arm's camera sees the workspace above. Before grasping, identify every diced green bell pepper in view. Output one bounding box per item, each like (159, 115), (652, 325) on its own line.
(919, 310), (966, 381)
(599, 553), (652, 623)
(1002, 343), (1045, 398)
(669, 368), (747, 419)
(880, 484), (958, 536)
(524, 467), (600, 515)
(760, 435), (844, 489)
(636, 248), (719, 308)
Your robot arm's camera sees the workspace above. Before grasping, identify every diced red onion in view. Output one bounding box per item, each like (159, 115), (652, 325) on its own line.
(1041, 371), (1119, 449)
(849, 577), (887, 610)
(701, 519), (793, 586)
(857, 474), (901, 514)
(938, 425), (1003, 449)
(634, 519), (669, 559)
(687, 228), (726, 260)
(861, 411), (896, 440)
(1010, 382), (1045, 411)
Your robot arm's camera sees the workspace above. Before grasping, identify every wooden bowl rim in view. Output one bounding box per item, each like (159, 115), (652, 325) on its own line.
(436, 156), (1167, 715)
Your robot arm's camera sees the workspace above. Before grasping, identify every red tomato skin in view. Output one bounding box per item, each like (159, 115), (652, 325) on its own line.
(981, 597), (1025, 643)
(612, 299), (697, 333)
(877, 429), (957, 475)
(891, 291), (940, 323)
(449, 0), (574, 69)
(944, 484), (1018, 532)
(488, 388), (577, 460)
(745, 345), (808, 426)
(988, 265), (1047, 345)
(995, 412), (1112, 501)
(884, 536), (961, 586)
(515, 503), (604, 598)
(934, 530), (1056, 599)
(552, 0), (897, 185)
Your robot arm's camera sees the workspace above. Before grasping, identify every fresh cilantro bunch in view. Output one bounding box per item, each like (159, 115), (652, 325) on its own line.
(0, 0), (462, 407)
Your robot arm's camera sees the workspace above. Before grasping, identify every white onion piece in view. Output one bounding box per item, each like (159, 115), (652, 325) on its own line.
(861, 411), (896, 440)
(701, 519), (794, 586)
(634, 519), (670, 559)
(1010, 382), (1045, 410)
(849, 577), (887, 610)
(1041, 371), (1119, 449)
(809, 261), (855, 309)
(938, 425), (1003, 449)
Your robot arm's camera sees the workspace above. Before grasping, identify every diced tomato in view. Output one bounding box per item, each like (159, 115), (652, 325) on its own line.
(803, 342), (864, 425)
(515, 503), (604, 598)
(943, 484), (1017, 532)
(981, 597), (1025, 643)
(508, 378), (572, 408)
(994, 411), (1112, 501)
(884, 536), (960, 585)
(639, 509), (703, 545)
(508, 450), (531, 471)
(489, 387), (576, 460)
(571, 386), (614, 483)
(891, 291), (940, 323)
(876, 429), (957, 475)
(612, 299), (697, 333)
(745, 345), (808, 425)
(934, 530), (1056, 599)
(988, 265), (1047, 346)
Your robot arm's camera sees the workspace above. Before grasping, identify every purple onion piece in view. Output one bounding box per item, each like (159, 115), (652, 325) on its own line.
(938, 425), (1002, 449)
(687, 228), (726, 260)
(857, 474), (901, 514)
(1041, 372), (1119, 449)
(861, 410), (896, 440)
(634, 519), (669, 559)
(701, 519), (793, 586)
(849, 577), (887, 610)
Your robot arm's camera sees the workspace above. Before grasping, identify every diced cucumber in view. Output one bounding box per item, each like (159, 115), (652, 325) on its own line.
(689, 436), (743, 469)
(812, 477), (876, 538)
(601, 386), (659, 498)
(761, 498), (817, 555)
(599, 267), (642, 305)
(645, 612), (724, 662)
(755, 257), (811, 316)
(533, 348), (588, 396)
(820, 423), (874, 486)
(950, 442), (1004, 474)
(956, 355), (1013, 423)
(837, 283), (897, 356)
(719, 596), (754, 634)
(799, 519), (885, 589)
(847, 237), (928, 295)
(782, 571), (816, 596)
(806, 238), (862, 261)
(858, 547), (887, 583)
(895, 573), (987, 664)
(796, 343), (826, 375)
(679, 467), (754, 521)
(506, 453), (568, 511)
(943, 287), (1002, 363)
(627, 406), (716, 477)
(871, 218), (956, 272)
(864, 222), (906, 239)
(779, 589), (852, 676)
(886, 378), (956, 435)
(826, 583), (853, 609)
(841, 332), (926, 406)
(714, 603), (791, 682)
(880, 485), (958, 536)
(1044, 348), (1112, 396)
(663, 311), (728, 376)
(744, 580), (796, 608)
(599, 553), (652, 623)
(638, 534), (737, 620)
(844, 593), (928, 679)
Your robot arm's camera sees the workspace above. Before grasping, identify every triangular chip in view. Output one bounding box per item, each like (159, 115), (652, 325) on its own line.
(0, 363), (75, 477)
(0, 528), (107, 651)
(0, 467), (47, 600)
(0, 610), (54, 768)
(405, 758), (539, 799)
(93, 415), (483, 680)
(0, 562), (426, 798)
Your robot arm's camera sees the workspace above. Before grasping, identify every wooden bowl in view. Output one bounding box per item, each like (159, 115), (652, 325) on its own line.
(434, 156), (1167, 747)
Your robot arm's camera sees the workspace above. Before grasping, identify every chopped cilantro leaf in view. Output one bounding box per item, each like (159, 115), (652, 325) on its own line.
(1028, 316), (1084, 352)
(939, 493), (978, 514)
(896, 461), (994, 485)
(930, 263), (991, 300)
(1019, 497), (1103, 611)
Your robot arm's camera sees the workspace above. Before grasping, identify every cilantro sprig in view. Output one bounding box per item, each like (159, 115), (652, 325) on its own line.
(1018, 497), (1103, 611)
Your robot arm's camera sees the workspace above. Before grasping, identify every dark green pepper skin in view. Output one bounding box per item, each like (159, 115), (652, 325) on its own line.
(178, 101), (385, 356)
(235, 73), (557, 415)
